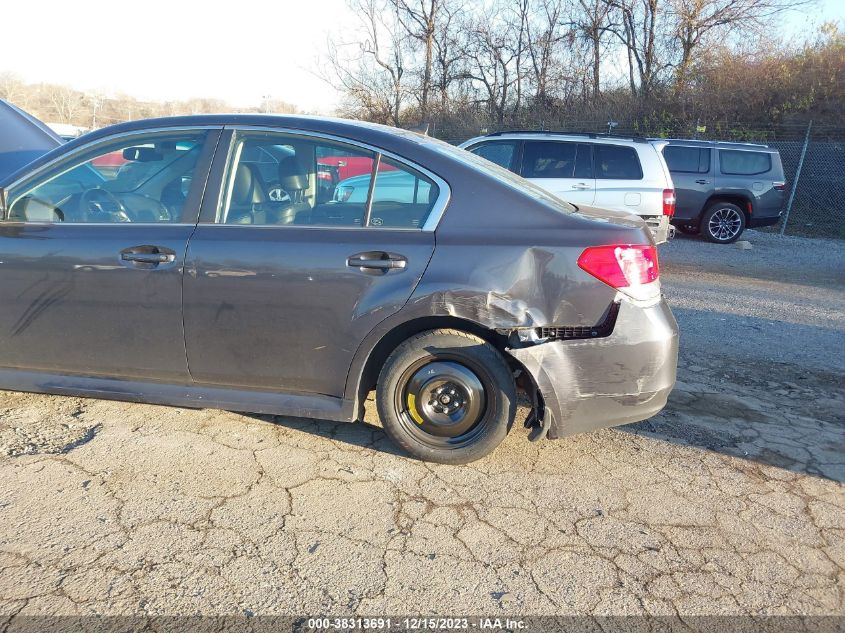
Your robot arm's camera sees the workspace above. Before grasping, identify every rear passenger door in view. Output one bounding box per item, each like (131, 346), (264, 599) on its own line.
(662, 145), (713, 221)
(519, 141), (596, 206)
(181, 128), (444, 397)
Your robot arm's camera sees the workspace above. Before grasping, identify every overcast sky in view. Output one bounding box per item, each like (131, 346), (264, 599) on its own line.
(2, 0), (843, 114)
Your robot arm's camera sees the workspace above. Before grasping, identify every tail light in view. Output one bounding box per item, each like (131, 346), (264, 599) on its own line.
(578, 244), (660, 301)
(662, 189), (676, 216)
(773, 181), (787, 192)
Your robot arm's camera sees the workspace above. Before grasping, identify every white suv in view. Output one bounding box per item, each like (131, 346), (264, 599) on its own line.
(459, 132), (676, 244)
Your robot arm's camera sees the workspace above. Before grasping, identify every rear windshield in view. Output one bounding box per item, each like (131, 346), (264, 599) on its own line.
(424, 137), (576, 213)
(663, 146), (711, 173)
(719, 150), (772, 175)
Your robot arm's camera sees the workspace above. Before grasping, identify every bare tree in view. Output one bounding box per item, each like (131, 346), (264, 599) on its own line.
(461, 1), (528, 123)
(46, 84), (85, 123)
(526, 0), (566, 100)
(396, 0), (440, 117)
(610, 0), (669, 97)
(576, 0), (615, 99)
(0, 72), (26, 105)
(431, 0), (466, 108)
(670, 0), (813, 90)
(324, 0), (408, 124)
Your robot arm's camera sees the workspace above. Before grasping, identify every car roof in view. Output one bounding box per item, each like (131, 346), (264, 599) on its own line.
(1, 114), (437, 186)
(65, 114), (422, 146)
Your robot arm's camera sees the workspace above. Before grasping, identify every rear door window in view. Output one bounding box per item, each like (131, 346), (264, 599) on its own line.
(719, 150), (771, 175)
(218, 130), (439, 229)
(663, 146), (711, 173)
(468, 141), (517, 170)
(520, 141), (578, 178)
(594, 144), (643, 180)
(366, 157), (439, 228)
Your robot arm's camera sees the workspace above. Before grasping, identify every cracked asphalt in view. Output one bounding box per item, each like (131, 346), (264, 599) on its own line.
(0, 231), (843, 618)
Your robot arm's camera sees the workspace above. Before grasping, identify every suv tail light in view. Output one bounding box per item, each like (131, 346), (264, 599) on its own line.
(662, 188), (676, 216)
(773, 181), (787, 192)
(578, 244), (660, 301)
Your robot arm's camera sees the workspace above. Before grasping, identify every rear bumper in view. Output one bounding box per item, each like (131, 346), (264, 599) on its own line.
(748, 212), (782, 228)
(643, 215), (672, 244)
(506, 298), (679, 439)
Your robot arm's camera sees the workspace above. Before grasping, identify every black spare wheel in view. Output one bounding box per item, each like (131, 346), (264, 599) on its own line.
(376, 329), (516, 464)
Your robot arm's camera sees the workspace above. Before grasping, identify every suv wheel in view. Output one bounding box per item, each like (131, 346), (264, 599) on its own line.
(702, 203), (746, 244)
(376, 329), (516, 464)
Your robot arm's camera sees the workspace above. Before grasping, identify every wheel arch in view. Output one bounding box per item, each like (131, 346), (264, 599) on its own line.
(346, 314), (510, 420)
(704, 193), (753, 223)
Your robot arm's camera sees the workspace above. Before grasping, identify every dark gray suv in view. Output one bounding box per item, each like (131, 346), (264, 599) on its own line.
(0, 105), (678, 463)
(655, 140), (786, 243)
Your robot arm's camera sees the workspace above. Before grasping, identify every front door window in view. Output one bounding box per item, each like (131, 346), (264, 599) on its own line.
(7, 131), (209, 224)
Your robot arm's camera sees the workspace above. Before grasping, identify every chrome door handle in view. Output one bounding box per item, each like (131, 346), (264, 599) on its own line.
(695, 179), (711, 185)
(121, 252), (175, 264)
(347, 256), (407, 270)
(347, 251), (407, 272)
(120, 245), (177, 267)
(571, 183), (591, 190)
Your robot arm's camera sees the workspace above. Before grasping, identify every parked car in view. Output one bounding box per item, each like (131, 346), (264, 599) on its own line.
(653, 139), (786, 243)
(459, 132), (676, 244)
(0, 104), (678, 463)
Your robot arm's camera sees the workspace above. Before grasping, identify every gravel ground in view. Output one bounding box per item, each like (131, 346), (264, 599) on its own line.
(0, 231), (843, 621)
(660, 230), (845, 372)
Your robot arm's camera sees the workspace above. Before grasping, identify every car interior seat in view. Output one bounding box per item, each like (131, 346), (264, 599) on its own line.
(226, 163), (266, 223)
(270, 155), (312, 225)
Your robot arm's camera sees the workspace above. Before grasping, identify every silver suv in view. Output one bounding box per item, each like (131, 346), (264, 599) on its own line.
(460, 132), (676, 244)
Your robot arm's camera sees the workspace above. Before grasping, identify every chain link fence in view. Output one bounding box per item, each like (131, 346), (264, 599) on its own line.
(429, 118), (844, 239)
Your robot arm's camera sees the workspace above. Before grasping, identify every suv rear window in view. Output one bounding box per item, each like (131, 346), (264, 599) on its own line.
(469, 142), (516, 170)
(663, 146), (710, 173)
(719, 150), (771, 175)
(595, 145), (643, 180)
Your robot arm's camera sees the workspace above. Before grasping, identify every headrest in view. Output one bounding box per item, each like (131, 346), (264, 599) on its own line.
(280, 173), (308, 191)
(278, 155), (308, 191)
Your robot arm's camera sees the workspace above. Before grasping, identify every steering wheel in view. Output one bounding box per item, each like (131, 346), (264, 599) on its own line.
(80, 187), (132, 223)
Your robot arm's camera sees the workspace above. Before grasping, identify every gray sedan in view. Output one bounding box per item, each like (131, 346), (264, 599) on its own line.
(0, 107), (678, 463)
